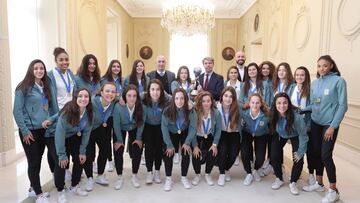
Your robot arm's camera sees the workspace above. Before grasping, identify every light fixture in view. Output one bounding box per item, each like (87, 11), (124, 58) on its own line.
(161, 0), (215, 36)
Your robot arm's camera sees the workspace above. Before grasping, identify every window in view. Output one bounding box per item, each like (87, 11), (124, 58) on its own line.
(169, 34), (208, 79)
(7, 0), (65, 153)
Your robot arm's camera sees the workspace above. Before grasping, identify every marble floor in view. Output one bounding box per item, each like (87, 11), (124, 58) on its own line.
(1, 142), (359, 203)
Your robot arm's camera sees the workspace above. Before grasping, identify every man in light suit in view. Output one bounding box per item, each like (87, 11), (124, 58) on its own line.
(147, 55), (175, 95)
(196, 57), (224, 101)
(235, 51), (247, 82)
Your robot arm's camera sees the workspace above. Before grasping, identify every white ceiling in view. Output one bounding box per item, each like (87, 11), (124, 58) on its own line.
(115, 0), (257, 18)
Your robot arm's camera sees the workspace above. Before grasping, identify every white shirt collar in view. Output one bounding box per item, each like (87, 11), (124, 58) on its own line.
(157, 70), (166, 76)
(100, 97), (111, 111)
(205, 71), (213, 78)
(80, 109), (86, 119)
(203, 111), (211, 121)
(127, 104), (135, 119)
(250, 110), (260, 120)
(227, 80), (241, 88)
(35, 82), (43, 92)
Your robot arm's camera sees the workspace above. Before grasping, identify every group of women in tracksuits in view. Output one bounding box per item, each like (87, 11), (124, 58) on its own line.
(13, 46), (347, 203)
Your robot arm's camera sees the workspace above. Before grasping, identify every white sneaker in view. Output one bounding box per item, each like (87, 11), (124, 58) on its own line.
(65, 169), (72, 182)
(181, 176), (191, 189)
(153, 170), (161, 183)
(95, 174), (109, 185)
(234, 156), (240, 166)
(70, 185), (88, 196)
(218, 174), (225, 186)
(93, 162), (98, 174)
(131, 174), (141, 188)
(106, 161), (114, 172)
(262, 164), (273, 176)
(302, 182), (326, 192)
(252, 170), (261, 182)
(321, 188), (340, 203)
(146, 172), (154, 184)
(258, 168), (266, 177)
(289, 182), (299, 195)
(28, 187), (50, 198)
(225, 170), (231, 182)
(205, 174), (214, 186)
(36, 194), (50, 203)
(85, 177), (94, 191)
(114, 176), (124, 190)
(243, 174), (253, 186)
(173, 153), (180, 164)
(308, 174), (316, 186)
(164, 177), (173, 191)
(192, 174), (201, 186)
(57, 190), (67, 203)
(271, 178), (284, 190)
(262, 158), (270, 168)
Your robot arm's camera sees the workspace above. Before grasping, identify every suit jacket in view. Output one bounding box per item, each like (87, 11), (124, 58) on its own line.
(197, 72), (224, 101)
(147, 70), (176, 94)
(237, 66), (247, 82)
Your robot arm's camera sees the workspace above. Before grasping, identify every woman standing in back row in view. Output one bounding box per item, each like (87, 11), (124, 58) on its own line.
(302, 55), (347, 203)
(74, 54), (101, 96)
(47, 47), (77, 183)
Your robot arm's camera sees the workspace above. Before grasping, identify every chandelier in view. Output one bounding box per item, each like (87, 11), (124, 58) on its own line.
(161, 0), (215, 36)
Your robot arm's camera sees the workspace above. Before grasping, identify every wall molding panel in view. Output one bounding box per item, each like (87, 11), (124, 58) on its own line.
(337, 0), (360, 46)
(292, 5), (311, 50)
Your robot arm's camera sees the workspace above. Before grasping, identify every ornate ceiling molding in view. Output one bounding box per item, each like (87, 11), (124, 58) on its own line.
(116, 0), (257, 18)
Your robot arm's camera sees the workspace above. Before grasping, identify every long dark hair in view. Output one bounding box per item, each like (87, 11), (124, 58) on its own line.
(129, 59), (147, 91)
(294, 66), (311, 99)
(269, 93), (295, 135)
(259, 61), (275, 80)
(143, 79), (167, 109)
(16, 59), (52, 104)
(77, 54), (101, 83)
(176, 66), (192, 84)
(165, 88), (190, 123)
(60, 88), (93, 126)
(243, 62), (264, 97)
(122, 84), (143, 127)
(317, 55), (341, 78)
(273, 62), (294, 92)
(102, 59), (122, 84)
(219, 86), (240, 130)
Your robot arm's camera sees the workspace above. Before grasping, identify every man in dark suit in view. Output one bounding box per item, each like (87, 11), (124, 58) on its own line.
(147, 55), (175, 94)
(196, 57), (224, 101)
(235, 51), (247, 82)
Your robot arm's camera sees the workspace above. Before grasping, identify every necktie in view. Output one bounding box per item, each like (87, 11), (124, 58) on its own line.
(204, 74), (209, 90)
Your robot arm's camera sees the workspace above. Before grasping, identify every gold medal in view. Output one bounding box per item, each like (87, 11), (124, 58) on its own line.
(103, 123), (107, 127)
(116, 93), (120, 97)
(77, 132), (81, 137)
(204, 134), (208, 139)
(177, 130), (181, 134)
